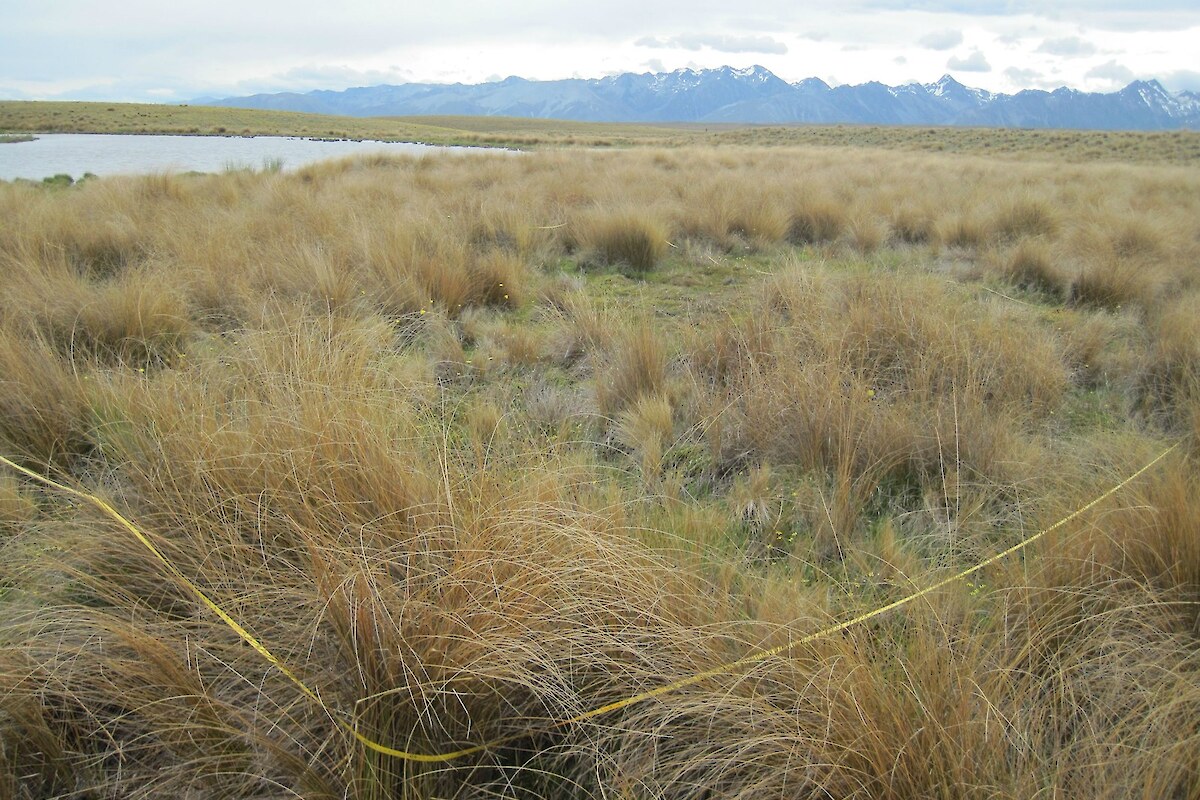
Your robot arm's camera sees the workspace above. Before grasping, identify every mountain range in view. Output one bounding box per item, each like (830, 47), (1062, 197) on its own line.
(204, 66), (1200, 131)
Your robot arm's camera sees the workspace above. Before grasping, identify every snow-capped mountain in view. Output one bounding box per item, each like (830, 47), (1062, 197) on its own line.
(204, 67), (1200, 130)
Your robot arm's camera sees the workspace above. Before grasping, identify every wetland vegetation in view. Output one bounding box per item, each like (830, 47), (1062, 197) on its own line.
(1, 119), (1198, 798)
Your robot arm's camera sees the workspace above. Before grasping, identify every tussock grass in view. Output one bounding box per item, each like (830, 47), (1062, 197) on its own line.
(598, 322), (668, 415)
(0, 474), (36, 529)
(575, 209), (668, 273)
(937, 213), (987, 249)
(616, 394), (675, 488)
(787, 194), (846, 245)
(1, 143), (1199, 798)
(847, 213), (888, 254)
(988, 194), (1061, 241)
(889, 202), (938, 245)
(689, 267), (1065, 550)
(0, 324), (92, 470)
(1138, 292), (1200, 424)
(1070, 257), (1163, 310)
(998, 236), (1065, 296)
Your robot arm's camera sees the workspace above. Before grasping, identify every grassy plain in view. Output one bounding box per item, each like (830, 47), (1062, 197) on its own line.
(0, 121), (1198, 799)
(0, 100), (677, 148)
(4, 99), (1200, 162)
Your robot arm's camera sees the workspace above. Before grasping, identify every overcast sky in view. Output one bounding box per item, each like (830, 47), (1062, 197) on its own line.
(2, 1), (1198, 102)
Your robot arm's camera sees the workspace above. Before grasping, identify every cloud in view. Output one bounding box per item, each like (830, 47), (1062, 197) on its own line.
(642, 58), (666, 73)
(894, 55), (908, 65)
(271, 63), (414, 89)
(917, 29), (963, 50)
(3, 1), (1196, 101)
(1085, 59), (1134, 84)
(1036, 36), (1096, 57)
(635, 33), (788, 54)
(1004, 67), (1040, 86)
(1004, 66), (1060, 90)
(947, 50), (991, 72)
(1160, 69), (1200, 92)
(847, 1), (1200, 31)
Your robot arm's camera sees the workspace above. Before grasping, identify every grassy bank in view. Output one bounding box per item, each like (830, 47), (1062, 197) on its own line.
(0, 100), (677, 149)
(1, 144), (1197, 798)
(4, 100), (1200, 163)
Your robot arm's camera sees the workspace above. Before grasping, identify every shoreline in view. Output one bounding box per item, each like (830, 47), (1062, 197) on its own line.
(7, 129), (517, 151)
(0, 132), (517, 183)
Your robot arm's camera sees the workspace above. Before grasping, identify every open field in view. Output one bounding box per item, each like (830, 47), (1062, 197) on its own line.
(1, 141), (1198, 798)
(4, 100), (1200, 163)
(0, 101), (678, 149)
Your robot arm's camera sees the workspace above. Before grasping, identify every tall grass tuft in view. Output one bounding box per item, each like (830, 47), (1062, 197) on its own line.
(598, 322), (668, 415)
(576, 209), (668, 273)
(988, 193), (1060, 240)
(1000, 236), (1065, 296)
(0, 325), (92, 470)
(787, 195), (845, 245)
(1138, 292), (1200, 424)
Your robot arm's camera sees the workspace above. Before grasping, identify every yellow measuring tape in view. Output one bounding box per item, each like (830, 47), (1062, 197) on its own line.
(0, 441), (1180, 762)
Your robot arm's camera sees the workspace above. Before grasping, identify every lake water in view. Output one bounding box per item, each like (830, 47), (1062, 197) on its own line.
(0, 133), (498, 181)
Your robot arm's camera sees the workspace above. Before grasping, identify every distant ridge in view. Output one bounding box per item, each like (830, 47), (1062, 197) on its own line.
(205, 66), (1200, 131)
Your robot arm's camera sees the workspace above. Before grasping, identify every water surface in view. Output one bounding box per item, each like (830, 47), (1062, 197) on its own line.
(0, 133), (491, 181)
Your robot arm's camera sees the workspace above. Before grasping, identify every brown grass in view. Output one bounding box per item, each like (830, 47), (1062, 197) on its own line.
(998, 236), (1065, 296)
(7, 100), (1200, 164)
(0, 324), (92, 470)
(1, 143), (1198, 799)
(597, 322), (668, 415)
(575, 209), (669, 273)
(787, 194), (846, 245)
(988, 193), (1061, 241)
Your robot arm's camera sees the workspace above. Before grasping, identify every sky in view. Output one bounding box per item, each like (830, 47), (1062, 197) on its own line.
(2, 1), (1198, 103)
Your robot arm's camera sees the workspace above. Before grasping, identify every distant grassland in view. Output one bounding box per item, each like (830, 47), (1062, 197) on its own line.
(3, 99), (1200, 162)
(0, 100), (677, 148)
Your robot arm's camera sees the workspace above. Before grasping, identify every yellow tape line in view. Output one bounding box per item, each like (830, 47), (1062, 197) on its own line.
(0, 454), (486, 762)
(0, 441), (1179, 762)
